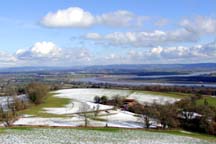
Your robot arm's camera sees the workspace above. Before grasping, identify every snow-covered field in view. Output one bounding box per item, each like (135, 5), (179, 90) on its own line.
(14, 111), (144, 128)
(43, 101), (113, 115)
(0, 128), (211, 144)
(12, 88), (180, 128)
(53, 88), (178, 104)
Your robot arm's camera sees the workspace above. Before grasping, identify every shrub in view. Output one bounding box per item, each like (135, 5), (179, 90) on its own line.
(101, 96), (108, 104)
(26, 83), (49, 105)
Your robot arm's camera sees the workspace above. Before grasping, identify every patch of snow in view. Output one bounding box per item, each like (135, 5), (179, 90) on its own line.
(86, 102), (113, 111)
(13, 116), (84, 127)
(43, 101), (82, 115)
(99, 110), (138, 122)
(43, 101), (113, 115)
(128, 92), (179, 104)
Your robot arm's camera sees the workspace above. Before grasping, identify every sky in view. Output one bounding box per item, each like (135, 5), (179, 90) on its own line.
(0, 0), (216, 67)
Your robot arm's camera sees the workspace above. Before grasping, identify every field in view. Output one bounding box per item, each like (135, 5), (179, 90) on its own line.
(196, 96), (216, 107)
(0, 127), (214, 144)
(14, 88), (182, 128)
(6, 88), (215, 129)
(19, 93), (71, 117)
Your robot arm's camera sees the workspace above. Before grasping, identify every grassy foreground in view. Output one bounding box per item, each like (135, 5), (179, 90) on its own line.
(147, 129), (216, 142)
(0, 126), (215, 142)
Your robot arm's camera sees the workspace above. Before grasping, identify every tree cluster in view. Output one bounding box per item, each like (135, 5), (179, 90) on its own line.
(26, 83), (49, 105)
(129, 95), (216, 135)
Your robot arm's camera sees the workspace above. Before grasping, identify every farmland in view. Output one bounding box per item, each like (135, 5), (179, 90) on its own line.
(14, 88), (180, 128)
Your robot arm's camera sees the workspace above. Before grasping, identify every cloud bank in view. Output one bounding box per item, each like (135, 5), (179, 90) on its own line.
(1, 40), (216, 67)
(41, 7), (148, 28)
(84, 29), (197, 47)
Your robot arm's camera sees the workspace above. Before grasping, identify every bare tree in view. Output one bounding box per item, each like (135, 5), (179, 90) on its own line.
(94, 104), (100, 117)
(79, 103), (90, 127)
(0, 99), (17, 127)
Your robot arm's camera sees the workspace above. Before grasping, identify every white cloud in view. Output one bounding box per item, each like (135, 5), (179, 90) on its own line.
(16, 41), (62, 59)
(1, 40), (216, 67)
(97, 10), (134, 27)
(180, 16), (216, 34)
(85, 29), (197, 47)
(122, 40), (216, 64)
(0, 51), (18, 67)
(14, 41), (93, 66)
(31, 42), (61, 57)
(150, 46), (191, 58)
(76, 49), (91, 61)
(41, 7), (95, 28)
(41, 7), (148, 28)
(149, 41), (216, 59)
(84, 33), (102, 40)
(96, 10), (148, 27)
(0, 51), (17, 62)
(151, 46), (163, 55)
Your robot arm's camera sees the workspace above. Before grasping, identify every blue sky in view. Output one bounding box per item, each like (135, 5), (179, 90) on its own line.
(0, 0), (216, 67)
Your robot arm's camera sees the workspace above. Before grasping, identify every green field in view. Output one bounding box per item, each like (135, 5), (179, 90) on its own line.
(196, 96), (216, 107)
(147, 129), (216, 142)
(19, 93), (71, 117)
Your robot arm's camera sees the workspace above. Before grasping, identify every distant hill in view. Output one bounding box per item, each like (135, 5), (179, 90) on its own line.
(81, 63), (216, 74)
(0, 63), (216, 74)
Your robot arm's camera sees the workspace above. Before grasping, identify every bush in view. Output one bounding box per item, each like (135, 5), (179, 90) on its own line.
(112, 95), (125, 108)
(101, 96), (108, 104)
(12, 96), (28, 111)
(94, 96), (101, 103)
(26, 83), (49, 105)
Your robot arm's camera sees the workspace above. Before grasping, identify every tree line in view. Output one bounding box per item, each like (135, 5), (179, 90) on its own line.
(100, 94), (216, 135)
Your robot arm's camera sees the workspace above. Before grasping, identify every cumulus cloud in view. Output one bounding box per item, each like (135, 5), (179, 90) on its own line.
(150, 46), (191, 58)
(151, 46), (163, 55)
(0, 51), (18, 67)
(16, 41), (62, 59)
(149, 41), (216, 59)
(123, 40), (216, 64)
(180, 16), (216, 34)
(41, 7), (95, 28)
(13, 41), (92, 66)
(96, 10), (148, 27)
(85, 29), (197, 47)
(0, 51), (17, 62)
(41, 7), (147, 28)
(1, 40), (216, 67)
